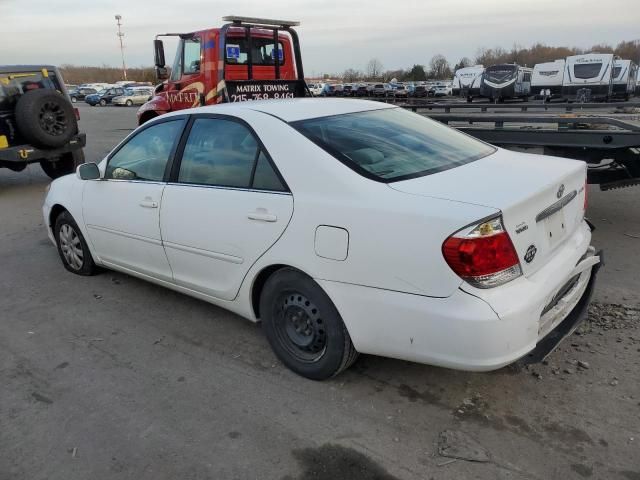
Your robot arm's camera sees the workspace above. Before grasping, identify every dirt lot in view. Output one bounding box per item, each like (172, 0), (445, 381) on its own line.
(1, 104), (639, 480)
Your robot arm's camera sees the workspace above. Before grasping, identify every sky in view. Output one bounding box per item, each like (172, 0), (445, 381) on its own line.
(1, 0), (639, 76)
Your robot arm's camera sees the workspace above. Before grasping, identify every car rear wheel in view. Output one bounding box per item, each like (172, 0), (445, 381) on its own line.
(260, 268), (358, 380)
(40, 149), (85, 179)
(54, 211), (96, 276)
(71, 97), (77, 103)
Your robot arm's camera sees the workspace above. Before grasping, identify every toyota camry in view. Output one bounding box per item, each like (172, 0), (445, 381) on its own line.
(43, 99), (602, 380)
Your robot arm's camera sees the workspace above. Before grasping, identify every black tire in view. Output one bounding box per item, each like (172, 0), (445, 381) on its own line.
(99, 98), (107, 106)
(260, 268), (358, 380)
(125, 99), (133, 107)
(40, 149), (85, 179)
(54, 211), (96, 276)
(15, 89), (77, 148)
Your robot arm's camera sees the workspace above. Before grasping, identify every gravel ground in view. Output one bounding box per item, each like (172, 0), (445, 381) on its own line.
(0, 104), (639, 480)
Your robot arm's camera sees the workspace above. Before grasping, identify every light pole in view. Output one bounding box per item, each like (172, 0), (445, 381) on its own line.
(115, 14), (127, 81)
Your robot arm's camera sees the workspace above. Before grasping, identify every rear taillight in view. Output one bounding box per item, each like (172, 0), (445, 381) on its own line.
(442, 216), (522, 289)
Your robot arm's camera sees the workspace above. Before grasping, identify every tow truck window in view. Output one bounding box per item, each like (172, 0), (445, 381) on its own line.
(225, 38), (285, 66)
(183, 38), (201, 75)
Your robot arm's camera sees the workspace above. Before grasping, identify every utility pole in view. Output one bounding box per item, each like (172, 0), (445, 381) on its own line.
(115, 15), (127, 81)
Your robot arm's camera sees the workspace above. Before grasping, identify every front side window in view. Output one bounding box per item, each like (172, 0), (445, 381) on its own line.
(225, 37), (285, 66)
(292, 108), (495, 182)
(574, 63), (603, 79)
(105, 120), (184, 181)
(178, 118), (285, 191)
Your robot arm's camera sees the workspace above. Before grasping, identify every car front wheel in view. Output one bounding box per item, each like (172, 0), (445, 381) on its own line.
(99, 99), (107, 106)
(260, 268), (358, 380)
(54, 211), (96, 276)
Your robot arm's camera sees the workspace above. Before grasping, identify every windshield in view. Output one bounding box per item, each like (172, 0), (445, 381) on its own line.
(573, 63), (602, 79)
(292, 108), (496, 182)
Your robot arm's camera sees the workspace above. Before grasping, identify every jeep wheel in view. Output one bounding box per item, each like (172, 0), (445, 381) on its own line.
(99, 99), (107, 106)
(40, 149), (85, 179)
(15, 89), (77, 148)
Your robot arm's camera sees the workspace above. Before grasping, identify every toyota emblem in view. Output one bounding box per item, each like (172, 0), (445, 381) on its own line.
(557, 184), (565, 199)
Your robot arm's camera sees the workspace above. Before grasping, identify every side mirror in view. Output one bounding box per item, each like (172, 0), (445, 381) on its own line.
(155, 66), (169, 81)
(154, 39), (166, 68)
(76, 162), (100, 180)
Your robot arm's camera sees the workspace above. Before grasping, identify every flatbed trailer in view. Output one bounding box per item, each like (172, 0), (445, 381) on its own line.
(393, 100), (640, 190)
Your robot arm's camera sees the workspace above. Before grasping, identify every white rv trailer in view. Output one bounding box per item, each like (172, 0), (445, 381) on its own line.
(478, 63), (532, 102)
(562, 53), (615, 101)
(451, 65), (484, 101)
(612, 59), (638, 100)
(531, 59), (565, 99)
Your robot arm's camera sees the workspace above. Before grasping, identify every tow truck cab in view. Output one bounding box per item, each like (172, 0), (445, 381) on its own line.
(138, 16), (307, 125)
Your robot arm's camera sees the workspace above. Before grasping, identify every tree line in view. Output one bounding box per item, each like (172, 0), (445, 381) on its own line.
(59, 65), (156, 85)
(335, 39), (640, 83)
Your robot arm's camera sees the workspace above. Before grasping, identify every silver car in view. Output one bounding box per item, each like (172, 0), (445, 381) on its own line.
(112, 88), (154, 106)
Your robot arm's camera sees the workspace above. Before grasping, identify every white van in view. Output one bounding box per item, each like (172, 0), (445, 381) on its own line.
(531, 60), (565, 99)
(562, 53), (615, 101)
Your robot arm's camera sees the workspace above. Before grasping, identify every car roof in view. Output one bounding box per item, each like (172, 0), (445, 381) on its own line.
(167, 98), (395, 122)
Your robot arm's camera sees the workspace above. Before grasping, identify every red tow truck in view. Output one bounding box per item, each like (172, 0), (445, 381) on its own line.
(137, 16), (308, 125)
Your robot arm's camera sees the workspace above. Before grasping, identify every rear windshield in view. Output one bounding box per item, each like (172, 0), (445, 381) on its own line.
(574, 63), (602, 79)
(0, 70), (61, 110)
(292, 108), (496, 182)
(225, 37), (285, 66)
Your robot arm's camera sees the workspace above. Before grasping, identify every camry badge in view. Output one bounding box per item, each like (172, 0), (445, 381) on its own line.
(557, 184), (565, 199)
(524, 245), (537, 263)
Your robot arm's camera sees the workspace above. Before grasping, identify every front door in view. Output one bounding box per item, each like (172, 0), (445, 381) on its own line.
(160, 116), (293, 300)
(83, 118), (185, 281)
(166, 36), (204, 112)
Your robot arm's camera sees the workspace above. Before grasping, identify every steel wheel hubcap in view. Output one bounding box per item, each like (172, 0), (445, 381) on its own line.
(274, 292), (326, 362)
(59, 224), (83, 270)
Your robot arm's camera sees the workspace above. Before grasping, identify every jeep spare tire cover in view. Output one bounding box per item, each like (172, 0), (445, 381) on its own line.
(15, 89), (77, 148)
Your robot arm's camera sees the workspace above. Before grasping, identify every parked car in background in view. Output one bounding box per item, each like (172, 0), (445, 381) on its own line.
(342, 84), (355, 96)
(433, 84), (452, 97)
(354, 84), (368, 97)
(308, 83), (325, 96)
(372, 83), (392, 97)
(321, 84), (337, 96)
(85, 87), (127, 106)
(43, 99), (600, 380)
(412, 84), (428, 97)
(393, 83), (409, 98)
(69, 87), (98, 103)
(112, 88), (155, 107)
(333, 84), (345, 96)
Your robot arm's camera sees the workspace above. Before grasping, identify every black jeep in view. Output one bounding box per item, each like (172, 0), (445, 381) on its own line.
(0, 65), (86, 179)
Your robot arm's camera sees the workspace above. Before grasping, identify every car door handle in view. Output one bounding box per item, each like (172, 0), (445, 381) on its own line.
(248, 211), (277, 222)
(140, 200), (158, 208)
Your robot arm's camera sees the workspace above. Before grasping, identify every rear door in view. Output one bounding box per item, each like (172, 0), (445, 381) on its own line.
(160, 115), (293, 300)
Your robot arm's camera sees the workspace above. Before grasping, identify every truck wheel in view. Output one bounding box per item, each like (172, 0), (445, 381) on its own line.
(15, 89), (77, 149)
(260, 268), (359, 380)
(40, 149), (85, 179)
(54, 211), (96, 276)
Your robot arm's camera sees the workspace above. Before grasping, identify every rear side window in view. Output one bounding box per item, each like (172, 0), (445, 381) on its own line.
(574, 63), (602, 79)
(177, 118), (286, 191)
(292, 108), (495, 182)
(225, 38), (285, 66)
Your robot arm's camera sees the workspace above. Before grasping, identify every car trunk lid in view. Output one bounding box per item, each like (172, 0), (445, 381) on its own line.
(389, 148), (587, 277)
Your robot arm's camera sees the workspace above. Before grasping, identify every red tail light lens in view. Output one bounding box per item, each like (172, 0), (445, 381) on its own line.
(74, 107), (80, 121)
(442, 216), (522, 288)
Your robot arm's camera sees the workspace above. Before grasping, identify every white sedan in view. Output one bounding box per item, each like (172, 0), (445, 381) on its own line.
(43, 99), (601, 380)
